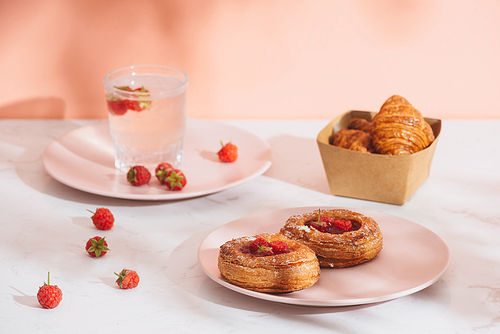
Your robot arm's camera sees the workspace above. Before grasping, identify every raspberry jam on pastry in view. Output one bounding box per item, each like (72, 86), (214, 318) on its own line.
(239, 237), (292, 257)
(306, 211), (361, 234)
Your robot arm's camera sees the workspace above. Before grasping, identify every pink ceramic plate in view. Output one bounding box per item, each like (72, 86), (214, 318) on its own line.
(198, 207), (450, 307)
(42, 119), (272, 200)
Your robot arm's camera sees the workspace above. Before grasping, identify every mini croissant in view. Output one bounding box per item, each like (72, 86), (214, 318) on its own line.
(369, 95), (434, 155)
(333, 128), (375, 153)
(347, 118), (372, 132)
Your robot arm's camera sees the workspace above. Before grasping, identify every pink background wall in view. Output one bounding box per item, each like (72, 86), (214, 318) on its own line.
(1, 0), (499, 120)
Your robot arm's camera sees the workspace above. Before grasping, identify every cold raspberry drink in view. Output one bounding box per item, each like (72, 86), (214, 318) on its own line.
(104, 65), (188, 172)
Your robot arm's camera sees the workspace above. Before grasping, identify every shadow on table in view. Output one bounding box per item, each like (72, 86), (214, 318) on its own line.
(5, 120), (179, 207)
(11, 124), (331, 206)
(163, 228), (452, 319)
(10, 286), (40, 308)
(263, 135), (331, 195)
(164, 231), (393, 315)
(162, 232), (383, 325)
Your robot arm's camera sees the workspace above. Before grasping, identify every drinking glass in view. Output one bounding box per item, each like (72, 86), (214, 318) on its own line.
(103, 65), (188, 172)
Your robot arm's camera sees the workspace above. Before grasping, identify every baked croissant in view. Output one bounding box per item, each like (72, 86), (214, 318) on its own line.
(370, 95), (435, 155)
(332, 128), (375, 153)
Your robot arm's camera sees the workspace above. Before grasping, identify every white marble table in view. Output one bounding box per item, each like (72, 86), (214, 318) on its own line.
(0, 118), (498, 333)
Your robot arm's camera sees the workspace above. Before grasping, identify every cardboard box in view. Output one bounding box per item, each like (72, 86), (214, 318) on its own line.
(316, 110), (441, 205)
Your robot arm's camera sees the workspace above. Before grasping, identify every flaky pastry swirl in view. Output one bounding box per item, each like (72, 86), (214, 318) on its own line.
(279, 209), (383, 268)
(218, 233), (320, 292)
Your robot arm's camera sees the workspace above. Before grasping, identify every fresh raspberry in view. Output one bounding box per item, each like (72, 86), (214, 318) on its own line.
(122, 86), (150, 111)
(269, 241), (289, 254)
(165, 169), (187, 191)
(256, 244), (273, 256)
(155, 162), (174, 184)
(125, 99), (142, 112)
(333, 219), (353, 232)
(249, 237), (268, 253)
(106, 98), (128, 116)
(249, 237), (273, 255)
(120, 86), (151, 111)
(88, 208), (115, 230)
(115, 269), (140, 289)
(108, 86), (150, 113)
(310, 218), (330, 232)
(320, 215), (336, 224)
(85, 236), (109, 258)
(310, 209), (334, 232)
(127, 165), (151, 186)
(218, 142), (238, 162)
(37, 272), (62, 309)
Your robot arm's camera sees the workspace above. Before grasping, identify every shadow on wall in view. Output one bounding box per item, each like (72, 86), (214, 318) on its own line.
(0, 97), (65, 119)
(0, 0), (213, 119)
(52, 0), (216, 119)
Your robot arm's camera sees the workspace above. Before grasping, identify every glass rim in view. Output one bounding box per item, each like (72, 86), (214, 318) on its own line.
(103, 64), (188, 98)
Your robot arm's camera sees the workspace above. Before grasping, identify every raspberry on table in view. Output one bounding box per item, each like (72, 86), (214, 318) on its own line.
(85, 236), (110, 258)
(115, 269), (140, 289)
(88, 208), (114, 230)
(37, 272), (62, 309)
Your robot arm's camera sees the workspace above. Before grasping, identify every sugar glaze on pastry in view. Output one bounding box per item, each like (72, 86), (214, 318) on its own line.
(280, 209), (383, 268)
(218, 233), (320, 293)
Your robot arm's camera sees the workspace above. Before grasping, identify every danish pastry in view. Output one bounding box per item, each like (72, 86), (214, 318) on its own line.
(370, 95), (435, 155)
(279, 209), (383, 268)
(332, 128), (375, 153)
(218, 232), (320, 292)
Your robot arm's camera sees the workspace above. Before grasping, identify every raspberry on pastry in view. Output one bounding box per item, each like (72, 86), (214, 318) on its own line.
(280, 209), (383, 268)
(218, 233), (320, 293)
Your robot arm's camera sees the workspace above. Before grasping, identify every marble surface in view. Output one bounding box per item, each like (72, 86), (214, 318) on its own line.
(0, 118), (498, 333)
